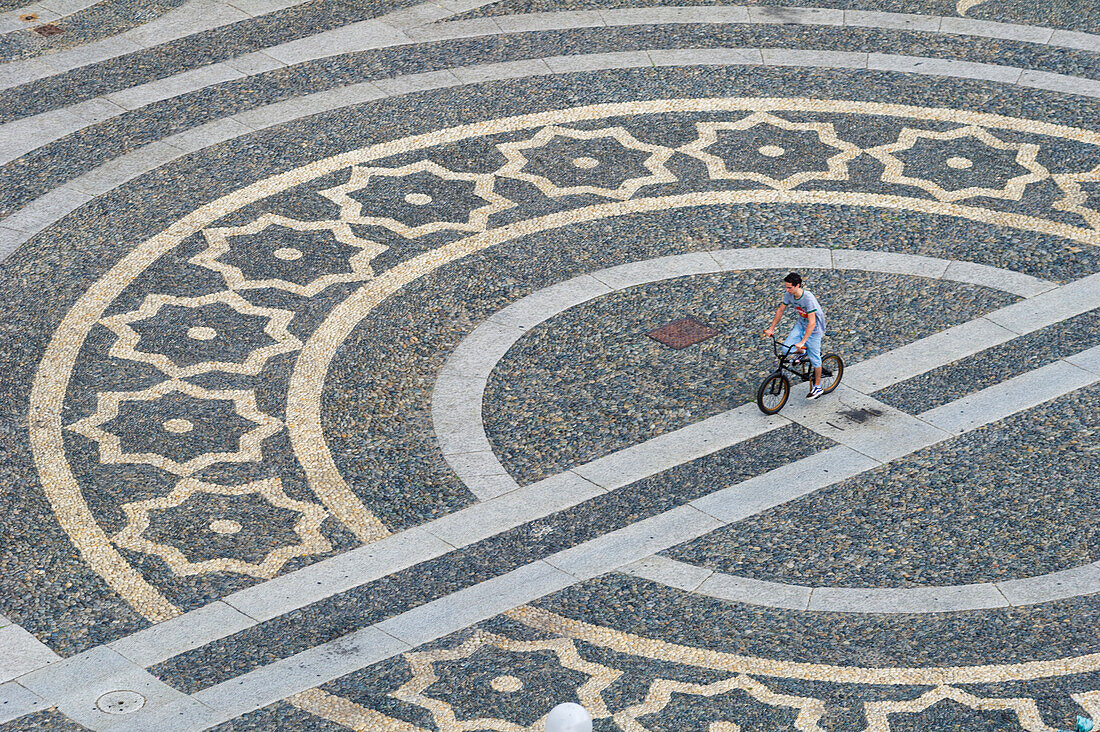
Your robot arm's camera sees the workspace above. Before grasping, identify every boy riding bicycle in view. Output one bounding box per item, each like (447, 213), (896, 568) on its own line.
(763, 272), (827, 399)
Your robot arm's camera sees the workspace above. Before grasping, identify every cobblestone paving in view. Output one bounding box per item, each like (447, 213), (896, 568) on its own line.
(0, 0), (1097, 729)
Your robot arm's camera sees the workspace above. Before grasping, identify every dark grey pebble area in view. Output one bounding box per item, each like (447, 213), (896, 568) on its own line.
(455, 0), (1100, 35)
(3, 23), (1099, 219)
(666, 383), (1099, 586)
(485, 266), (1016, 484)
(150, 425), (828, 692)
(0, 710), (88, 732)
(0, 67), (1096, 655)
(537, 573), (1100, 668)
(875, 307), (1100, 413)
(0, 0), (189, 64)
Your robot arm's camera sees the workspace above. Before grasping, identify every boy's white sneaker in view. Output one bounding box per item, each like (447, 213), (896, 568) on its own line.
(807, 385), (824, 399)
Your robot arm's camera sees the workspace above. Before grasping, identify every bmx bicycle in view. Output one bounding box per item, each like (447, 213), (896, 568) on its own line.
(756, 337), (843, 415)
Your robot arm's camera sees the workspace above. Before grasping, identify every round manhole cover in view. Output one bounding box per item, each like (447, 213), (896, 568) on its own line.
(95, 690), (145, 714)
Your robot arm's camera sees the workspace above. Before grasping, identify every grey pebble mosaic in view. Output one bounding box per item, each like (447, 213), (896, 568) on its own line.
(665, 384), (1099, 587)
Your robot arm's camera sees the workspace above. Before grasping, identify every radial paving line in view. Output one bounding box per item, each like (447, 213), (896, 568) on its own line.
(6, 51), (1100, 262)
(1, 6), (1098, 169)
(83, 348), (1100, 731)
(625, 555), (1100, 614)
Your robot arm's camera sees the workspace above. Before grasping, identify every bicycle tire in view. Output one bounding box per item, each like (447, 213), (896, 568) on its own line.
(756, 372), (790, 415)
(820, 354), (844, 394)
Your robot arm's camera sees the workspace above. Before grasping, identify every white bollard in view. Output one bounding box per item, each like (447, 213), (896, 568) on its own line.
(546, 702), (593, 732)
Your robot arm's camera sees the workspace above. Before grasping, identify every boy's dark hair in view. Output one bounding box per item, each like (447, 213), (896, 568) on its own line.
(783, 272), (802, 286)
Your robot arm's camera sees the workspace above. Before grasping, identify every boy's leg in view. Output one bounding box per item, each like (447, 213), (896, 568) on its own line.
(783, 323), (806, 355)
(806, 332), (823, 389)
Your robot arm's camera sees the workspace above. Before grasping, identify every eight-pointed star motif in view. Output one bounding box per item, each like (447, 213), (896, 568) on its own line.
(66, 380), (282, 476)
(866, 125), (1049, 203)
(193, 214), (387, 296)
(678, 113), (862, 190)
(496, 125), (677, 200)
(319, 160), (514, 238)
(113, 477), (330, 578)
(392, 630), (621, 731)
(613, 675), (826, 732)
(101, 290), (302, 378)
(1053, 164), (1100, 231)
(863, 685), (1057, 732)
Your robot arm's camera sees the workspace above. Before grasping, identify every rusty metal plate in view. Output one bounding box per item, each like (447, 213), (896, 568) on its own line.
(647, 317), (720, 349)
(34, 23), (63, 35)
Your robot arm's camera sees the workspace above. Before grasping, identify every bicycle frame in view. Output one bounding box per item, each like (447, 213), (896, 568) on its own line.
(769, 338), (817, 383)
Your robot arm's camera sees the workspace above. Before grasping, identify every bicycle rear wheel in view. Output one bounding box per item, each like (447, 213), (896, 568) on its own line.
(820, 354), (844, 394)
(756, 372), (790, 415)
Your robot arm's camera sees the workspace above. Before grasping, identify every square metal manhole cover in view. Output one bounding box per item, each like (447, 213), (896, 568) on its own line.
(647, 317), (720, 349)
(34, 23), (63, 35)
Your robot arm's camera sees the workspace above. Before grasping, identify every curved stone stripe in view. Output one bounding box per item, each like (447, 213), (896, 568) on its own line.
(6, 64), (1100, 263)
(21, 97), (1098, 625)
(623, 555), (1100, 614)
(431, 247), (1054, 500)
(3, 5), (1099, 170)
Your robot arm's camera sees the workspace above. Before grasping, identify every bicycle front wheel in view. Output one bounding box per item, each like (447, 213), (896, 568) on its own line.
(756, 373), (790, 415)
(820, 354), (844, 394)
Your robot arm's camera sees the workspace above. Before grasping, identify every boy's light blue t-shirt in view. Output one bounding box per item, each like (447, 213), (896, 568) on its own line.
(783, 288), (826, 335)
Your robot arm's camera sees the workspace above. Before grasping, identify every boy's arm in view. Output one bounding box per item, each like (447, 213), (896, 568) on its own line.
(764, 303), (786, 337)
(796, 311), (816, 348)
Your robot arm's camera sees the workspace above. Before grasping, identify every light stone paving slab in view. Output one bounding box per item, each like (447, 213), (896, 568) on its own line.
(688, 445), (879, 523)
(762, 48), (868, 68)
(1050, 28), (1100, 53)
(1017, 69), (1100, 98)
(867, 52), (1024, 83)
(231, 81), (387, 129)
(0, 682), (48, 726)
(647, 46), (763, 66)
(920, 358), (1097, 434)
(570, 404), (785, 491)
(105, 62), (246, 110)
(941, 259), (1059, 298)
(778, 386), (950, 463)
(832, 248), (951, 279)
(0, 624), (59, 685)
(106, 601), (257, 668)
(842, 9), (942, 32)
(749, 5), (845, 26)
(997, 563), (1100, 606)
(1064, 344), (1100, 375)
(450, 57), (555, 83)
(191, 626), (410, 716)
(587, 251), (722, 290)
(543, 49), (652, 72)
(622, 554), (714, 592)
(17, 646), (191, 729)
(983, 272), (1100, 334)
(104, 696), (220, 732)
(807, 583), (1009, 613)
(544, 505), (723, 580)
(487, 274), (612, 330)
(494, 9), (602, 32)
(370, 68), (464, 95)
(938, 16), (1055, 44)
(372, 561), (576, 647)
(404, 16), (502, 40)
(422, 470), (606, 548)
(0, 5), (61, 34)
(162, 116), (257, 153)
(698, 571), (814, 611)
(121, 0), (250, 47)
(64, 141), (186, 196)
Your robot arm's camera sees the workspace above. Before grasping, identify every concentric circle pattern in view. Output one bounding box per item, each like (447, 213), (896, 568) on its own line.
(0, 0), (1097, 730)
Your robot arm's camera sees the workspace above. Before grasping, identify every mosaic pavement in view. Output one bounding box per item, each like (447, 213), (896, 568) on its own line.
(0, 0), (1097, 728)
